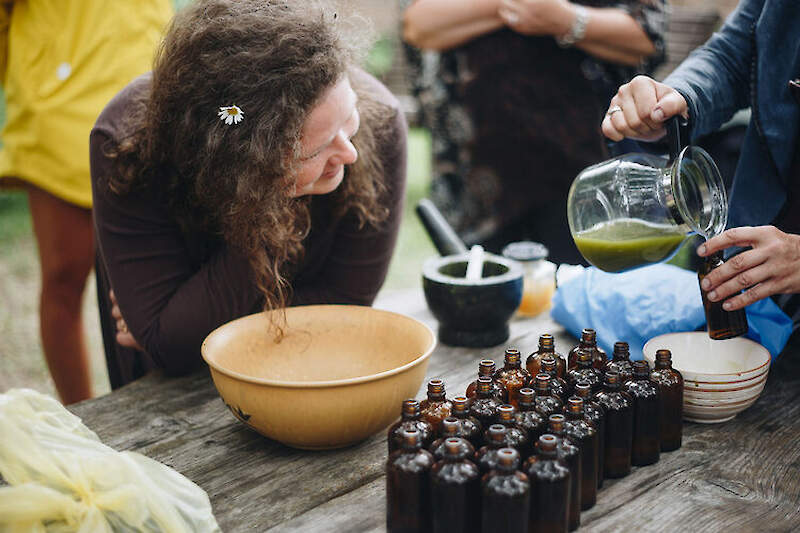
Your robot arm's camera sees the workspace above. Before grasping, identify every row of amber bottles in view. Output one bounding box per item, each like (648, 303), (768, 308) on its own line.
(388, 427), (588, 533)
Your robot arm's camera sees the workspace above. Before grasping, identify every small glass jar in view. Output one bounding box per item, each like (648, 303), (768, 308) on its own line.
(502, 241), (557, 317)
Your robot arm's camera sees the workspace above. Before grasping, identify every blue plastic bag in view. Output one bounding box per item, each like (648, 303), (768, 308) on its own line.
(551, 264), (793, 360)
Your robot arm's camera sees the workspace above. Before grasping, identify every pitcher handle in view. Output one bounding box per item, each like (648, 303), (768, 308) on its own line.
(666, 115), (688, 162)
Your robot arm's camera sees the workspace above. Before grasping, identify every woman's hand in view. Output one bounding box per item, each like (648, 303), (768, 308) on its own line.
(602, 75), (688, 142)
(698, 226), (800, 310)
(110, 290), (144, 351)
(498, 0), (573, 37)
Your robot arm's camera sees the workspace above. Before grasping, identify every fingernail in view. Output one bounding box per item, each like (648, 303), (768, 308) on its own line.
(708, 290), (717, 301)
(722, 301), (732, 311)
(652, 108), (665, 121)
(701, 279), (711, 290)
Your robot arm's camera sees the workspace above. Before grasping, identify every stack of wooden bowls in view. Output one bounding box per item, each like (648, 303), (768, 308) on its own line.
(643, 332), (771, 423)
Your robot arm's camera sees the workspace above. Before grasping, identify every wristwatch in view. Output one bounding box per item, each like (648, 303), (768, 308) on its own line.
(556, 5), (589, 47)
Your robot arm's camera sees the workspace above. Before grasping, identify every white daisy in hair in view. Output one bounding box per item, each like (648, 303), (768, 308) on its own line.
(218, 105), (244, 125)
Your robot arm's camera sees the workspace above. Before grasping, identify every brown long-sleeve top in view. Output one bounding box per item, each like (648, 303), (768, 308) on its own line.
(90, 71), (407, 388)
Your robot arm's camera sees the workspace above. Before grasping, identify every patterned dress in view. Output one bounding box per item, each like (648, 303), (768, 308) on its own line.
(403, 0), (666, 263)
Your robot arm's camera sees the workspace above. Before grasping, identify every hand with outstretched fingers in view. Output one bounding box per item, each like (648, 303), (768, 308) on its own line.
(602, 75), (688, 142)
(697, 226), (800, 311)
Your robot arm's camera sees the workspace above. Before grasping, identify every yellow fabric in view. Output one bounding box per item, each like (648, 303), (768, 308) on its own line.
(0, 0), (173, 207)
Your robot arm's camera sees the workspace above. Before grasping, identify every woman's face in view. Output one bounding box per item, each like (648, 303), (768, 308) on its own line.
(293, 76), (360, 197)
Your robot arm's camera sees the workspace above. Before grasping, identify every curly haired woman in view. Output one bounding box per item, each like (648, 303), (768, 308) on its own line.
(90, 0), (407, 388)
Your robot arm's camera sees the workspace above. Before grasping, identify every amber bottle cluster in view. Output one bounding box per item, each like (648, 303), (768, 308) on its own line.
(386, 329), (684, 533)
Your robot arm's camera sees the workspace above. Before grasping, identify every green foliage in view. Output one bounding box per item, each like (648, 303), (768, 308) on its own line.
(364, 36), (395, 79)
(0, 191), (31, 245)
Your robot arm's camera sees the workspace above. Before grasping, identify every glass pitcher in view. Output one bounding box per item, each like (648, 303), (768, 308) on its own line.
(567, 118), (727, 272)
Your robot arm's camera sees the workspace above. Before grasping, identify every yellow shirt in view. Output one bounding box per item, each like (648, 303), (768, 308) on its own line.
(0, 0), (173, 207)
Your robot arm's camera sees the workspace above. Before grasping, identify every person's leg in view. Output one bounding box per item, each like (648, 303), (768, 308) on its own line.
(27, 186), (94, 404)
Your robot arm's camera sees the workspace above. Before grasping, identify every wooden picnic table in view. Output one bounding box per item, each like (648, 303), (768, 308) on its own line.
(69, 288), (800, 532)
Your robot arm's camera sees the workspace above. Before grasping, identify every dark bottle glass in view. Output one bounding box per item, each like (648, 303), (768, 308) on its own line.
(420, 379), (453, 434)
(431, 438), (481, 533)
(387, 399), (434, 454)
(475, 424), (508, 475)
(469, 377), (502, 429)
(563, 398), (598, 511)
(624, 360), (660, 466)
(482, 448), (530, 533)
(526, 334), (567, 378)
(605, 341), (635, 383)
(532, 373), (563, 419)
(524, 434), (570, 533)
(699, 252), (748, 339)
(567, 328), (607, 370)
(650, 349), (684, 452)
(466, 359), (505, 401)
(386, 428), (434, 533)
(544, 414), (581, 531)
(593, 371), (633, 478)
(494, 348), (531, 408)
(429, 417), (475, 461)
(491, 404), (530, 460)
(515, 388), (545, 454)
(540, 355), (570, 403)
(451, 396), (483, 449)
(566, 349), (603, 393)
(574, 381), (605, 488)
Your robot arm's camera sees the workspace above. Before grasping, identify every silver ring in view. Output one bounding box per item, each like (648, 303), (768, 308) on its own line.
(606, 105), (622, 116)
(506, 12), (519, 25)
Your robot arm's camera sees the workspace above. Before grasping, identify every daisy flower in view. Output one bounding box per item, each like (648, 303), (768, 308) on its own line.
(218, 105), (244, 125)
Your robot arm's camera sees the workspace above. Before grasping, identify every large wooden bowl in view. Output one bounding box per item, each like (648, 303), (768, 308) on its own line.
(201, 305), (435, 450)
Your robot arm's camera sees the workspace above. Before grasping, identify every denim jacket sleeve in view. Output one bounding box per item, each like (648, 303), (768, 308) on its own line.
(663, 0), (766, 142)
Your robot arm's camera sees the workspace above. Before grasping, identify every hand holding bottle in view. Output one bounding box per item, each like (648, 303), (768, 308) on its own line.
(602, 75), (688, 142)
(697, 225), (800, 311)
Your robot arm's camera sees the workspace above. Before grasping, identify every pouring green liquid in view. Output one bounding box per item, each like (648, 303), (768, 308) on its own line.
(573, 219), (688, 272)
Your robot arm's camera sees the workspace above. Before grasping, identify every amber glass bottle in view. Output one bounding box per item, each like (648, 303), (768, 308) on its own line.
(386, 428), (434, 533)
(429, 417), (475, 461)
(450, 396), (483, 449)
(567, 328), (607, 370)
(469, 377), (502, 429)
(566, 349), (603, 393)
(574, 381), (605, 488)
(563, 398), (598, 511)
(431, 438), (481, 533)
(533, 373), (563, 419)
(593, 371), (633, 478)
(699, 252), (748, 339)
(491, 404), (530, 460)
(475, 424), (508, 475)
(388, 399), (435, 454)
(482, 448), (530, 533)
(466, 359), (505, 401)
(420, 379), (453, 434)
(494, 348), (531, 408)
(540, 355), (570, 402)
(515, 388), (545, 455)
(526, 334), (566, 378)
(624, 360), (660, 466)
(650, 349), (684, 452)
(524, 434), (570, 533)
(544, 414), (581, 531)
(605, 342), (634, 383)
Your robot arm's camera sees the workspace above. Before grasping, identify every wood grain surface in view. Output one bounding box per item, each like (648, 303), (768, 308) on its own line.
(67, 288), (800, 532)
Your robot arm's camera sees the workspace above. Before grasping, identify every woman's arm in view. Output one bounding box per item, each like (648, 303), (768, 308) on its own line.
(91, 129), (263, 376)
(499, 0), (655, 65)
(402, 0), (504, 51)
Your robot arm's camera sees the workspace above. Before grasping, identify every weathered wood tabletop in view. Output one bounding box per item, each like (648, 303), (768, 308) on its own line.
(69, 288), (800, 532)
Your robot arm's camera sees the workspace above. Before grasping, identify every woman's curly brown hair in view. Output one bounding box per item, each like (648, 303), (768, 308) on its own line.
(106, 0), (393, 318)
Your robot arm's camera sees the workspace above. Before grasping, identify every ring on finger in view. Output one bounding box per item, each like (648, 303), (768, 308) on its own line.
(606, 105), (622, 116)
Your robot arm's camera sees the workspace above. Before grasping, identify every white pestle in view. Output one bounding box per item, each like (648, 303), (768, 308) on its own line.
(465, 244), (485, 281)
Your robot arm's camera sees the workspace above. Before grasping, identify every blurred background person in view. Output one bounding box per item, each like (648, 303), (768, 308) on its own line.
(0, 0), (173, 404)
(402, 0), (666, 264)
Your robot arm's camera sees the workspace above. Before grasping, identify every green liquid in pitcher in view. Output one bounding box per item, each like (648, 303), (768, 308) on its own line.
(574, 219), (687, 272)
